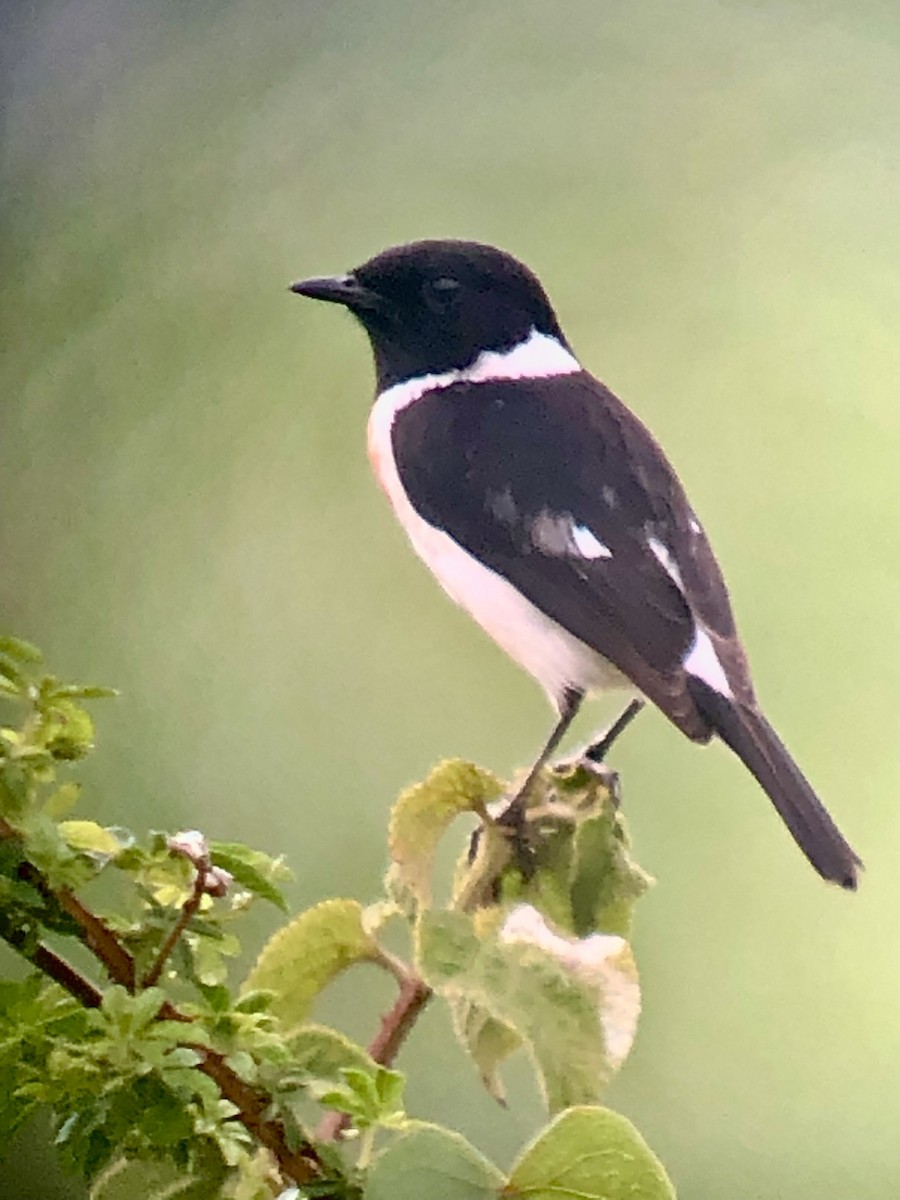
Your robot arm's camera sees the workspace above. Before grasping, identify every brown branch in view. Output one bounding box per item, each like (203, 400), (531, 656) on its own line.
(367, 974), (432, 1067)
(0, 900), (105, 1009)
(142, 865), (205, 988)
(316, 971), (432, 1143)
(32, 942), (105, 1008)
(197, 1046), (325, 1182)
(56, 885), (136, 990)
(1, 815), (136, 989)
(0, 818), (329, 1188)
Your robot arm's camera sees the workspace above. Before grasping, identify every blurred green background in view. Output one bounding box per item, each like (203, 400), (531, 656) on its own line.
(3, 1), (900, 1195)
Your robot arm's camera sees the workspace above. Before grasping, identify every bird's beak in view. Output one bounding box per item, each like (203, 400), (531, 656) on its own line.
(289, 273), (381, 312)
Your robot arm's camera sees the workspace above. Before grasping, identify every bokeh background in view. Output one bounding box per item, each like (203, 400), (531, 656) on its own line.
(3, 2), (900, 1196)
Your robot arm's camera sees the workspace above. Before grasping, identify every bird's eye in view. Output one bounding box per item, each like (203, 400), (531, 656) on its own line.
(422, 276), (461, 312)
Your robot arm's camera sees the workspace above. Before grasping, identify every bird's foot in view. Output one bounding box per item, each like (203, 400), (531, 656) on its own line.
(467, 780), (540, 878)
(495, 791), (538, 879)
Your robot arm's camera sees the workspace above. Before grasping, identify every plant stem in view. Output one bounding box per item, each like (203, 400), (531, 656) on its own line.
(0, 819), (329, 1189)
(316, 970), (432, 1144)
(142, 865), (206, 987)
(0, 816), (136, 988)
(367, 973), (432, 1067)
(57, 881), (137, 989)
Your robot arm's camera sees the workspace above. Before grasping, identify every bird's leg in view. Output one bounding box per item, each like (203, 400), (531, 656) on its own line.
(581, 697), (645, 765)
(495, 689), (584, 871)
(472, 694), (641, 879)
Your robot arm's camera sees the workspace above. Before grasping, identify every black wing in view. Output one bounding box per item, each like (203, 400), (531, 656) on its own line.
(391, 370), (755, 738)
(391, 370), (863, 887)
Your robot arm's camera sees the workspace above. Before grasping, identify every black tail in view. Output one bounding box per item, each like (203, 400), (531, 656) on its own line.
(689, 681), (862, 889)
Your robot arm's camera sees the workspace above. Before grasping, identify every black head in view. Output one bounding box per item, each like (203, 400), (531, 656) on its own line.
(291, 239), (569, 389)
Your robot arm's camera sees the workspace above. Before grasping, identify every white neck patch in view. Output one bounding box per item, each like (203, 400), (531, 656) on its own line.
(377, 327), (581, 413)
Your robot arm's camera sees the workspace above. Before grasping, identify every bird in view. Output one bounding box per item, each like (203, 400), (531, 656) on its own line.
(290, 239), (861, 889)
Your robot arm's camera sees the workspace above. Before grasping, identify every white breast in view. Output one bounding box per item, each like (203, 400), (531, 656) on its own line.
(366, 330), (628, 708)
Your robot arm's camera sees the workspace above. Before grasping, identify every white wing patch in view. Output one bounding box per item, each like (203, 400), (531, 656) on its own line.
(573, 524), (613, 559)
(647, 535), (685, 591)
(684, 627), (733, 698)
(530, 511), (612, 560)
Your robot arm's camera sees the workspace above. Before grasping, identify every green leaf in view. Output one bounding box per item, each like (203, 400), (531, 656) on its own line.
(161, 1047), (203, 1070)
(0, 762), (30, 817)
(309, 1064), (404, 1129)
(506, 1105), (676, 1199)
(90, 1156), (223, 1199)
(242, 899), (379, 1028)
(188, 929), (241, 988)
(448, 1000), (521, 1105)
(208, 842), (290, 911)
(44, 699), (95, 761)
(416, 907), (640, 1113)
(374, 1065), (405, 1114)
(17, 811), (83, 887)
(0, 657), (25, 692)
(365, 1121), (503, 1200)
(198, 984), (232, 1013)
(0, 635), (42, 663)
(451, 760), (652, 932)
(45, 782), (81, 818)
(562, 765), (653, 938)
(224, 1050), (257, 1082)
(100, 984), (166, 1033)
(47, 685), (119, 700)
(0, 1095), (39, 1152)
(387, 759), (503, 910)
(59, 820), (123, 857)
(289, 1023), (379, 1082)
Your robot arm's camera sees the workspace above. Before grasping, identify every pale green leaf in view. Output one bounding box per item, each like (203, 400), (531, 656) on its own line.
(47, 684), (119, 700)
(501, 905), (640, 1079)
(562, 765), (653, 938)
(361, 898), (402, 937)
(242, 899), (379, 1028)
(208, 841), (289, 910)
(89, 1157), (215, 1199)
(289, 1023), (379, 1082)
(45, 782), (81, 818)
(59, 820), (122, 857)
(0, 635), (42, 663)
(416, 908), (640, 1113)
(387, 759), (503, 910)
(506, 1105), (676, 1199)
(365, 1121), (503, 1200)
(0, 660), (23, 691)
(309, 1063), (404, 1128)
(454, 760), (651, 933)
(449, 999), (521, 1105)
(44, 699), (95, 760)
(374, 1065), (406, 1112)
